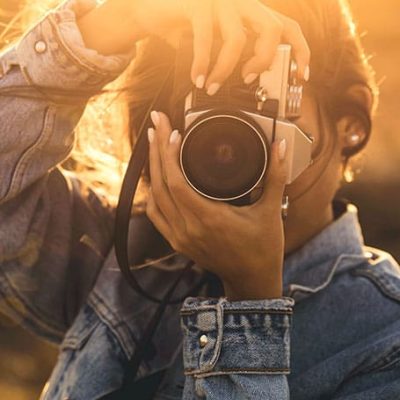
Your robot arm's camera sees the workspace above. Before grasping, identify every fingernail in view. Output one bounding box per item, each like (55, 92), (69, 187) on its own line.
(148, 127), (155, 143)
(207, 83), (221, 96)
(150, 110), (160, 127)
(244, 73), (258, 85)
(278, 139), (287, 161)
(195, 75), (206, 89)
(304, 66), (310, 82)
(169, 129), (180, 144)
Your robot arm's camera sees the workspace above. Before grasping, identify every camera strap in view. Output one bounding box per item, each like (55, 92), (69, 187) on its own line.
(111, 64), (210, 398)
(114, 66), (193, 304)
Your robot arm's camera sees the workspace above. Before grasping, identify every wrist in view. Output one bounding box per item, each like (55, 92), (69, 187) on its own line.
(78, 0), (145, 55)
(223, 270), (283, 301)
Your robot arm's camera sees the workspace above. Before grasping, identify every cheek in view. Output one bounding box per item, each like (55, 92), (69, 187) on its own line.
(286, 139), (343, 206)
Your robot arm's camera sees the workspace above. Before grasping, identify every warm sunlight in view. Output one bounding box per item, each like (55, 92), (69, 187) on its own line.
(0, 0), (399, 399)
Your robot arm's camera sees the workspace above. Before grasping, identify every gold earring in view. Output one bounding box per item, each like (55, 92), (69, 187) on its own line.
(342, 154), (365, 184)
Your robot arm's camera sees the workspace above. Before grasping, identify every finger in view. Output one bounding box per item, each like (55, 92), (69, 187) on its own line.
(255, 139), (288, 212)
(206, 0), (247, 94)
(151, 112), (214, 218)
(236, 0), (284, 79)
(151, 111), (173, 170)
(272, 11), (311, 81)
(152, 111), (183, 188)
(146, 189), (175, 242)
(163, 127), (220, 218)
(190, 0), (213, 88)
(148, 126), (181, 222)
(241, 13), (283, 79)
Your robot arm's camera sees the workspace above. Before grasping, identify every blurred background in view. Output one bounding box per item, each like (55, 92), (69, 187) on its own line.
(0, 0), (399, 398)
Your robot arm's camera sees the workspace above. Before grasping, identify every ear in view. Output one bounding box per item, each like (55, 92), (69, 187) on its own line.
(336, 115), (368, 153)
(336, 84), (373, 156)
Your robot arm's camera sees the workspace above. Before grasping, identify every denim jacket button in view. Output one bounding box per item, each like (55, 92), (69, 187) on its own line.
(199, 334), (208, 348)
(34, 40), (47, 54)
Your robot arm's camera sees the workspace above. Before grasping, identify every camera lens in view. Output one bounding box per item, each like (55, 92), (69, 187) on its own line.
(181, 113), (268, 201)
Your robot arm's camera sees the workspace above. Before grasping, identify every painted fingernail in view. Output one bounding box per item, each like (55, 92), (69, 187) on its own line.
(148, 127), (155, 143)
(278, 139), (287, 161)
(244, 73), (258, 85)
(304, 66), (310, 82)
(169, 129), (180, 144)
(207, 83), (221, 96)
(195, 75), (206, 89)
(150, 110), (160, 127)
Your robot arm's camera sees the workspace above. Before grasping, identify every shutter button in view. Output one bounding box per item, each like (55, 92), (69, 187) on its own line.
(34, 40), (47, 54)
(199, 335), (208, 348)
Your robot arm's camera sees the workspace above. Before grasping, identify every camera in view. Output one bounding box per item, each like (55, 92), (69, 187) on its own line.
(180, 45), (314, 205)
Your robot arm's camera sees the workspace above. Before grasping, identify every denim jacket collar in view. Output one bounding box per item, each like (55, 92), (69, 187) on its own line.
(283, 203), (369, 301)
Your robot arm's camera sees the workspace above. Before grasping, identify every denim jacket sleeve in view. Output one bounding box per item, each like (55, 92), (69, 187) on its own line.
(180, 297), (294, 399)
(0, 0), (133, 343)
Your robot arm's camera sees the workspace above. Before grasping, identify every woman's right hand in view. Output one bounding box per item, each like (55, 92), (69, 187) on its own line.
(80, 0), (310, 94)
(132, 0), (311, 93)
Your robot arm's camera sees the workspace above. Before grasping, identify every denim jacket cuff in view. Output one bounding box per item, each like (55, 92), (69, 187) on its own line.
(15, 0), (134, 91)
(180, 297), (294, 378)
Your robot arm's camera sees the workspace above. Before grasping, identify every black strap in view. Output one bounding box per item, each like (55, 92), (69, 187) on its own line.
(113, 64), (199, 305)
(113, 70), (171, 304)
(110, 63), (207, 398)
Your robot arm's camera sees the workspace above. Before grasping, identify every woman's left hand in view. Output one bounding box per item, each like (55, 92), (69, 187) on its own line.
(146, 112), (288, 301)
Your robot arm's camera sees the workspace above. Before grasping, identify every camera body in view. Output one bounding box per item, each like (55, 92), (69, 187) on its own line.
(180, 45), (313, 205)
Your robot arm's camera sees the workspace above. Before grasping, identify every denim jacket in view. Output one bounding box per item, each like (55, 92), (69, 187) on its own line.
(1, 1), (400, 399)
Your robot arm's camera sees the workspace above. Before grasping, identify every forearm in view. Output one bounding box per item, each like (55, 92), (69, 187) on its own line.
(77, 0), (142, 55)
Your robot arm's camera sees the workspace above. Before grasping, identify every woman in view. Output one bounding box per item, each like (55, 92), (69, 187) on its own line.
(0, 0), (399, 399)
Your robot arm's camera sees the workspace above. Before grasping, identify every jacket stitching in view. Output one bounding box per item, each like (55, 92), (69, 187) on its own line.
(181, 309), (293, 316)
(88, 291), (140, 359)
(336, 346), (400, 394)
(352, 269), (400, 303)
(0, 268), (65, 340)
(362, 346), (400, 374)
(198, 298), (224, 373)
(289, 255), (368, 297)
(184, 368), (290, 376)
(7, 107), (55, 199)
(1, 106), (55, 204)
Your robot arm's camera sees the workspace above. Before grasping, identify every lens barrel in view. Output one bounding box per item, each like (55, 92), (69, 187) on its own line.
(180, 110), (269, 201)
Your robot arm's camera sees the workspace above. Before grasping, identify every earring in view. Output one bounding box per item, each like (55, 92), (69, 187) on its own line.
(281, 195), (289, 220)
(342, 154), (365, 184)
(346, 133), (362, 146)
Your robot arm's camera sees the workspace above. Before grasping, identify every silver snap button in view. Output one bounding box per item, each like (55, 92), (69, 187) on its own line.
(199, 334), (208, 348)
(34, 40), (47, 54)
